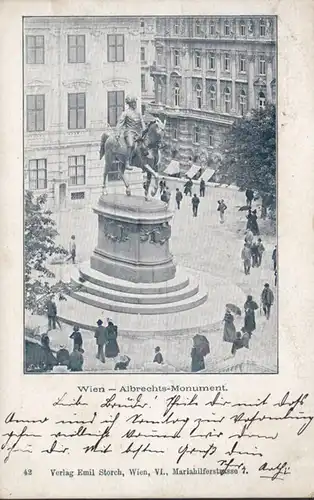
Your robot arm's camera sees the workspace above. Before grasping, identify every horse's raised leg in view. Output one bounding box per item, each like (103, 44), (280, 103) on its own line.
(143, 164), (159, 197)
(118, 166), (131, 196)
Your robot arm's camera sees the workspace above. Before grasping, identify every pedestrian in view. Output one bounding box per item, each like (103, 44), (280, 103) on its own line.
(175, 187), (183, 209)
(272, 245), (277, 271)
(274, 269), (277, 287)
(246, 209), (253, 231)
(250, 240), (259, 268)
(223, 307), (237, 343)
(161, 189), (170, 204)
(46, 295), (57, 330)
(153, 346), (163, 364)
(41, 333), (58, 371)
(231, 331), (244, 355)
(192, 193), (200, 217)
(250, 210), (260, 236)
(69, 325), (83, 352)
(200, 179), (205, 197)
(68, 346), (84, 372)
(261, 283), (274, 320)
(256, 238), (265, 267)
(56, 345), (70, 367)
(165, 185), (171, 200)
(66, 235), (76, 264)
(243, 295), (258, 337)
(245, 188), (254, 208)
(191, 341), (205, 373)
(104, 318), (120, 359)
(241, 328), (250, 349)
(217, 199), (227, 224)
(94, 319), (107, 363)
(241, 242), (252, 275)
(244, 229), (254, 247)
(184, 179), (193, 196)
(159, 177), (166, 194)
(114, 354), (131, 371)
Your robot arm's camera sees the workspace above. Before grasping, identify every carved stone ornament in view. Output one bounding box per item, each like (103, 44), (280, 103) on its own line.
(254, 77), (267, 87)
(140, 223), (171, 245)
(62, 79), (92, 91)
(104, 220), (129, 243)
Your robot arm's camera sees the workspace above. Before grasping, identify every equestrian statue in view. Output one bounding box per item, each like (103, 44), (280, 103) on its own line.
(99, 95), (166, 200)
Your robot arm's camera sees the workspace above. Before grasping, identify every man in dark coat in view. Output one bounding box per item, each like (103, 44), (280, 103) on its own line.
(245, 188), (254, 208)
(200, 179), (205, 197)
(184, 179), (193, 196)
(175, 188), (183, 209)
(192, 193), (200, 217)
(46, 295), (57, 330)
(94, 319), (107, 363)
(243, 295), (258, 337)
(261, 283), (274, 319)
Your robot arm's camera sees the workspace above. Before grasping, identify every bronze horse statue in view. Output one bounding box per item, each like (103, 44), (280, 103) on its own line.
(99, 118), (166, 199)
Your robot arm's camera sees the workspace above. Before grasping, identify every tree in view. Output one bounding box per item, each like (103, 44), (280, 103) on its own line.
(221, 104), (276, 218)
(25, 191), (69, 314)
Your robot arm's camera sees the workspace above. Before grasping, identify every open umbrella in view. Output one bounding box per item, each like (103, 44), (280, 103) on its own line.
(238, 205), (251, 211)
(226, 303), (242, 316)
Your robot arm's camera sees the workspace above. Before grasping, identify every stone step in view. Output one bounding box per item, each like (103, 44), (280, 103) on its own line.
(67, 286), (208, 315)
(79, 263), (190, 295)
(71, 276), (199, 305)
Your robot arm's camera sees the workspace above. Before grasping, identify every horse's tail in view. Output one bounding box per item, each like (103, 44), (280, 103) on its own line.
(100, 132), (109, 160)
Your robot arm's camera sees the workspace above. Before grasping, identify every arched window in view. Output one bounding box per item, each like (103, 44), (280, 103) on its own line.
(240, 20), (246, 36)
(208, 129), (214, 147)
(174, 83), (180, 107)
(224, 87), (231, 113)
(209, 85), (216, 111)
(195, 19), (201, 35)
(224, 20), (230, 36)
(259, 55), (266, 75)
(195, 51), (201, 69)
(174, 49), (180, 67)
(258, 91), (266, 110)
(195, 84), (202, 109)
(194, 125), (200, 144)
(260, 19), (266, 36)
(239, 89), (246, 116)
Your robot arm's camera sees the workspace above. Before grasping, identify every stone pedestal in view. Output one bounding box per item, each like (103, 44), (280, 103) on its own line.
(90, 194), (176, 283)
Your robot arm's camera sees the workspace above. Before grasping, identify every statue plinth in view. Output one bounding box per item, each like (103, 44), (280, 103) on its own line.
(90, 194), (176, 283)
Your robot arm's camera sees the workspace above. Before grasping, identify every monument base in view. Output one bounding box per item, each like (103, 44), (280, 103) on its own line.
(91, 194), (176, 283)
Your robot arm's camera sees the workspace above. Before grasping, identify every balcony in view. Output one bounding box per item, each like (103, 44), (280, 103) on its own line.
(150, 63), (167, 77)
(148, 103), (235, 126)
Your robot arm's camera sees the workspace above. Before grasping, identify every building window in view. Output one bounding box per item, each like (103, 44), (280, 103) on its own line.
(26, 95), (45, 132)
(174, 49), (180, 67)
(107, 90), (124, 126)
(224, 87), (231, 113)
(209, 85), (216, 111)
(260, 19), (266, 36)
(140, 46), (146, 62)
(259, 56), (266, 75)
(171, 120), (178, 140)
(258, 91), (266, 109)
(68, 93), (86, 130)
(195, 84), (202, 109)
(68, 156), (86, 186)
(195, 51), (201, 69)
(71, 191), (85, 200)
(156, 50), (163, 66)
(107, 34), (124, 62)
(194, 125), (200, 144)
(195, 19), (201, 35)
(208, 130), (214, 147)
(29, 159), (47, 190)
(26, 35), (44, 64)
(239, 54), (246, 73)
(174, 18), (180, 34)
(174, 83), (180, 107)
(140, 18), (145, 31)
(68, 35), (85, 63)
(240, 20), (246, 36)
(209, 52), (215, 70)
(141, 74), (146, 92)
(209, 21), (215, 35)
(239, 90), (246, 116)
(224, 53), (230, 72)
(224, 21), (230, 36)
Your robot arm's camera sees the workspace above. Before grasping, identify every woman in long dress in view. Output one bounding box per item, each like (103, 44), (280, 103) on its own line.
(104, 321), (120, 359)
(223, 308), (237, 343)
(243, 296), (258, 337)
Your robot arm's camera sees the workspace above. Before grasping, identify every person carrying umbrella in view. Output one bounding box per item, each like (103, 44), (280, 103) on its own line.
(191, 334), (210, 372)
(243, 295), (258, 337)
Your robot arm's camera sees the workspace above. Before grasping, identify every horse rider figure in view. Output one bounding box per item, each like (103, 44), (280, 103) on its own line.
(116, 95), (146, 170)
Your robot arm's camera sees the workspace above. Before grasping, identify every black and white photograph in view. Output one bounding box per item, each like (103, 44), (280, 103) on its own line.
(24, 15), (277, 374)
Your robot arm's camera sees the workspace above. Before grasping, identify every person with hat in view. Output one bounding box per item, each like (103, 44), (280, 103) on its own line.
(116, 95), (146, 170)
(69, 325), (83, 352)
(94, 319), (107, 363)
(104, 318), (120, 359)
(56, 345), (70, 368)
(261, 283), (274, 320)
(68, 346), (84, 372)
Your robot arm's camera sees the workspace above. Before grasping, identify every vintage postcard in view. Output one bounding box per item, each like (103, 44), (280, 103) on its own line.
(0, 0), (313, 498)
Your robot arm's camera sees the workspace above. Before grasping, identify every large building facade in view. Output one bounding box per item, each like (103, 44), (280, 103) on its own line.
(149, 16), (277, 171)
(24, 17), (142, 209)
(140, 17), (156, 110)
